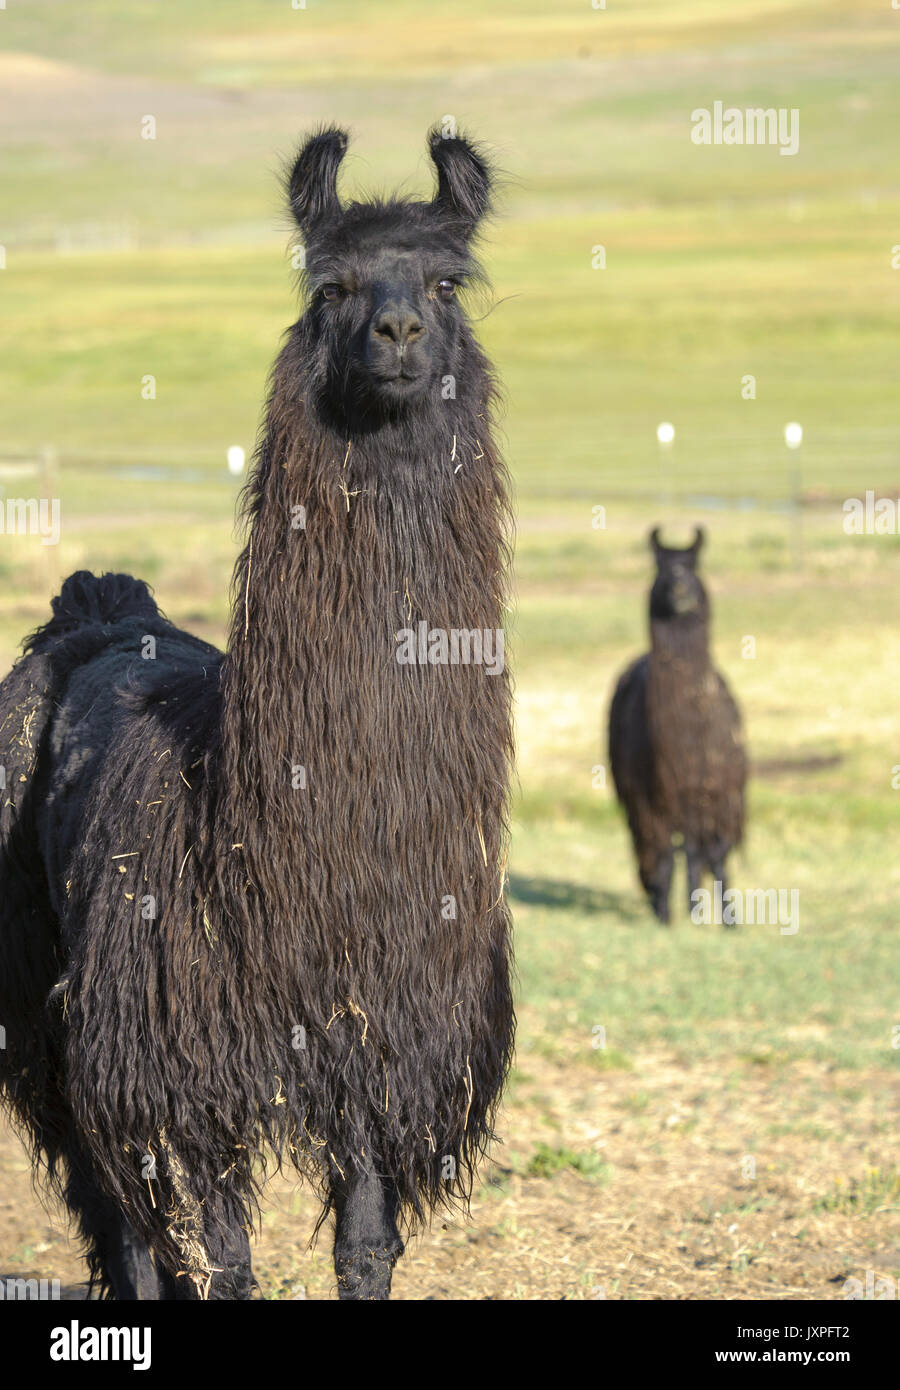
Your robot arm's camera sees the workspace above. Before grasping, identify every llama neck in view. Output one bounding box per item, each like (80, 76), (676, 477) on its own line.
(649, 617), (711, 686)
(216, 374), (513, 958)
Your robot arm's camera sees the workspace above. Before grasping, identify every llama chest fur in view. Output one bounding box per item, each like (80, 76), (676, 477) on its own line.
(648, 659), (738, 806)
(220, 420), (513, 952)
(210, 444), (515, 1193)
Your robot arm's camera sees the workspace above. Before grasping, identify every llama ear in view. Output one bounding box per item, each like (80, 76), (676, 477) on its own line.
(427, 127), (493, 232)
(288, 127), (349, 233)
(691, 526), (705, 556)
(649, 526), (663, 556)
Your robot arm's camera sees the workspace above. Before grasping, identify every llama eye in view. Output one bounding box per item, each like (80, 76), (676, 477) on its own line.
(437, 279), (456, 300)
(321, 284), (345, 302)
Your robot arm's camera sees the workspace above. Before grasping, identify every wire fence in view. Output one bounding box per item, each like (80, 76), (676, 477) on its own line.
(3, 219), (282, 257)
(0, 429), (896, 566)
(1, 431), (896, 493)
(512, 425), (899, 502)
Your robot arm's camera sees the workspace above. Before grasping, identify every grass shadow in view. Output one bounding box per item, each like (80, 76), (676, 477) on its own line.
(508, 873), (646, 922)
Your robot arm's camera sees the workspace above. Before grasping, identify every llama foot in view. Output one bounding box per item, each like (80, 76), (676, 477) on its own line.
(642, 850), (674, 924)
(208, 1266), (261, 1300)
(710, 871), (736, 928)
(332, 1165), (403, 1300)
(335, 1243), (402, 1301)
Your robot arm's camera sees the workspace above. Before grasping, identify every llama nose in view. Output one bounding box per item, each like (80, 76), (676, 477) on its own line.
(372, 305), (425, 348)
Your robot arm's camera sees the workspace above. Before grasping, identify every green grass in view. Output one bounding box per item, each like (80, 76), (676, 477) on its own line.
(1, 0), (898, 1097)
(814, 1169), (900, 1217)
(3, 1), (899, 493)
(524, 1144), (610, 1182)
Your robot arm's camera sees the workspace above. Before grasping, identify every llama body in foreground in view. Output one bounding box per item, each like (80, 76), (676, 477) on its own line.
(0, 128), (514, 1299)
(608, 528), (745, 923)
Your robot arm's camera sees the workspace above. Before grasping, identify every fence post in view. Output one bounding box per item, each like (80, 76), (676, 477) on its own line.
(784, 423), (804, 571)
(656, 422), (675, 507)
(791, 468), (803, 571)
(40, 444), (58, 496)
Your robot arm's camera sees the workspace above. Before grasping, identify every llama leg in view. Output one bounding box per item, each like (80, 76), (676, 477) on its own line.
(641, 848), (674, 924)
(147, 1216), (257, 1301)
(686, 843), (704, 916)
(332, 1164), (404, 1301)
(149, 1232), (257, 1301)
(708, 849), (733, 928)
(67, 1133), (257, 1299)
(64, 1141), (164, 1300)
(202, 1223), (259, 1301)
(149, 1181), (258, 1301)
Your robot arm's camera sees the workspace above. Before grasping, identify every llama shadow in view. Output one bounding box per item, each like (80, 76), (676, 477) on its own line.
(507, 874), (645, 923)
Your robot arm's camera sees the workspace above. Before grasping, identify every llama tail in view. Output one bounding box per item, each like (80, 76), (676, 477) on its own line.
(23, 571), (162, 654)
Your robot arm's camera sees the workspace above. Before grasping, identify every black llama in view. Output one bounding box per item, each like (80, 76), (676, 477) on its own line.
(608, 527), (745, 923)
(0, 127), (515, 1299)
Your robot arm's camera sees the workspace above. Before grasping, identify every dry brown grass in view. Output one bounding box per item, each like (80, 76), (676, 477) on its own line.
(3, 1045), (897, 1301)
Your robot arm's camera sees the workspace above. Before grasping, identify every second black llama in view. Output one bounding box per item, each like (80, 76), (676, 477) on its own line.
(608, 527), (745, 923)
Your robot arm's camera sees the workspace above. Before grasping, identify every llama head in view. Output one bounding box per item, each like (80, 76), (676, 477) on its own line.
(286, 125), (495, 427)
(648, 527), (709, 622)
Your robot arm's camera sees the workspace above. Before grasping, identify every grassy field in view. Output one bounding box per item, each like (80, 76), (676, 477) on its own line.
(1, 0), (899, 1300)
